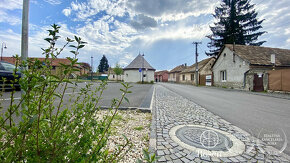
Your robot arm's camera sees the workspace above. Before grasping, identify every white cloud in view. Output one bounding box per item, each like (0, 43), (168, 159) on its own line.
(43, 0), (62, 5)
(62, 8), (71, 17)
(0, 10), (21, 25)
(252, 0), (290, 48)
(126, 0), (219, 22)
(66, 0), (127, 20)
(0, 0), (22, 25)
(0, 0), (22, 10)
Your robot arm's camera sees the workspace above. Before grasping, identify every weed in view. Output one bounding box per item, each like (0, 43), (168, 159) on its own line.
(134, 126), (144, 131)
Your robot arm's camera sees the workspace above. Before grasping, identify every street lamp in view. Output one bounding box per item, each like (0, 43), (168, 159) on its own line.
(1, 42), (7, 61)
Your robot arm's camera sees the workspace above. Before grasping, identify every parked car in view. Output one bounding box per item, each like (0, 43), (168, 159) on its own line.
(0, 61), (21, 91)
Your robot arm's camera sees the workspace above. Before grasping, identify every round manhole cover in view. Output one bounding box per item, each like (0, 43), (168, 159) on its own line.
(169, 125), (245, 157)
(176, 126), (233, 151)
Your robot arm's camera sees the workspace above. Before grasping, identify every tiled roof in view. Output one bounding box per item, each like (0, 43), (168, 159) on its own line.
(181, 58), (214, 73)
(169, 65), (187, 73)
(123, 54), (155, 70)
(224, 44), (290, 66)
(155, 70), (169, 75)
(1, 57), (83, 68)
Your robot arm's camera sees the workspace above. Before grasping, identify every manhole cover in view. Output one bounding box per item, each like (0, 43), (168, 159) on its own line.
(169, 125), (245, 157)
(176, 126), (233, 151)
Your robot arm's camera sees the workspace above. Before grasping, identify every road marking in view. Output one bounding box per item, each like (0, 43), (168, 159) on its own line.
(0, 92), (81, 101)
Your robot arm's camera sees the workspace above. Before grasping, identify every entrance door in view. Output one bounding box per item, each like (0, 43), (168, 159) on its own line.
(253, 74), (264, 92)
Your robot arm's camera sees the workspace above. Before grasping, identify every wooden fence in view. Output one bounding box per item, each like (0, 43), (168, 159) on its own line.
(268, 69), (290, 92)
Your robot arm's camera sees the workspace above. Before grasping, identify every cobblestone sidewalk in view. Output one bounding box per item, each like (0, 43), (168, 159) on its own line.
(151, 85), (290, 163)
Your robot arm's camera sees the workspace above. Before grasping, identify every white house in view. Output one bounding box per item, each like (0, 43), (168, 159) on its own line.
(123, 54), (155, 82)
(212, 44), (290, 91)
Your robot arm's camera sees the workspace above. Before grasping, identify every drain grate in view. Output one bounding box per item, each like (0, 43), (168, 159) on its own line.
(176, 126), (233, 151)
(169, 125), (246, 157)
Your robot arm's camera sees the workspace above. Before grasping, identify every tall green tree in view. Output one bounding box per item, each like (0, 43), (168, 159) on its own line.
(113, 63), (123, 81)
(206, 0), (266, 56)
(98, 55), (109, 73)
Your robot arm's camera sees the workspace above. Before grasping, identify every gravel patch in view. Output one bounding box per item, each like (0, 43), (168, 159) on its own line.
(100, 110), (151, 163)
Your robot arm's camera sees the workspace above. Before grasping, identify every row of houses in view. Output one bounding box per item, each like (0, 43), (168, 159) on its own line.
(156, 44), (290, 92)
(2, 57), (91, 77)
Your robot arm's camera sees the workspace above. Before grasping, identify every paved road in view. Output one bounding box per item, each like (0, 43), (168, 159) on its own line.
(159, 83), (290, 155)
(0, 82), (153, 118)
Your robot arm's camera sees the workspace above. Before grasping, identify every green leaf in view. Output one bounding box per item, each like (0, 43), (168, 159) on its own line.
(124, 97), (129, 104)
(69, 45), (77, 48)
(78, 45), (85, 49)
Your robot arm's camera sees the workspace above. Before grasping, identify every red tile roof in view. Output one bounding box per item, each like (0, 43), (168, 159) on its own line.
(1, 57), (84, 68)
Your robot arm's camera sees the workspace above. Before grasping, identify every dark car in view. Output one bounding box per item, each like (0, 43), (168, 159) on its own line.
(0, 61), (21, 91)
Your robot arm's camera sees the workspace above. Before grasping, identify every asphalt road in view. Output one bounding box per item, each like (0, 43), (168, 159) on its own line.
(159, 83), (290, 155)
(0, 82), (153, 119)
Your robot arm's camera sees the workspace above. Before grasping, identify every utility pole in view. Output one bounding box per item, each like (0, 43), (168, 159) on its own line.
(21, 0), (29, 69)
(91, 56), (93, 81)
(21, 0), (29, 97)
(192, 42), (201, 86)
(142, 53), (145, 83)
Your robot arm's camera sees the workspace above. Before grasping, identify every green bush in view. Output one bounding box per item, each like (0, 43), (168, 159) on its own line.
(0, 24), (133, 162)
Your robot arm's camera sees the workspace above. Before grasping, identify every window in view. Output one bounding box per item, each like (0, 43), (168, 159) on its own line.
(223, 53), (226, 57)
(52, 66), (56, 70)
(191, 74), (194, 81)
(182, 75), (185, 81)
(113, 75), (115, 78)
(220, 70), (227, 82)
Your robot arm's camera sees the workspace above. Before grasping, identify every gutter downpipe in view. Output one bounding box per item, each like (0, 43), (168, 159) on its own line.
(243, 69), (250, 89)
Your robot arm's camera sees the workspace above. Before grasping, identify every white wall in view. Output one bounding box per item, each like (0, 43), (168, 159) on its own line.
(124, 69), (155, 82)
(213, 47), (250, 88)
(108, 74), (124, 81)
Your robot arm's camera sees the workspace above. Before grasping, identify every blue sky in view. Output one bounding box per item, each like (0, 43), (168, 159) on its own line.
(0, 0), (290, 71)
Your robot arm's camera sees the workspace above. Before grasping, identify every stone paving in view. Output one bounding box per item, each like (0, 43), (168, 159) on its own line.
(151, 85), (290, 162)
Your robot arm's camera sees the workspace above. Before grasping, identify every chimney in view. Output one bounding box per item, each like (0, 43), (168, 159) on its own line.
(185, 63), (187, 67)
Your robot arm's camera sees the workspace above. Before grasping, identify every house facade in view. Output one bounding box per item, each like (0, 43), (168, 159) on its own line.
(108, 68), (124, 81)
(123, 54), (155, 82)
(212, 44), (290, 91)
(179, 57), (215, 85)
(168, 64), (187, 82)
(154, 70), (169, 82)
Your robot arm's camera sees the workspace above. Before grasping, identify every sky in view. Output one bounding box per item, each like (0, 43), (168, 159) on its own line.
(0, 0), (290, 71)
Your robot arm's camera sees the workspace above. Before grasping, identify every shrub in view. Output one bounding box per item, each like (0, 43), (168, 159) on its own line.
(0, 24), (132, 162)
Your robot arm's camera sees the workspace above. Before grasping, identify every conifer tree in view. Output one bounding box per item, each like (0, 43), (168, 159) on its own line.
(98, 55), (109, 73)
(207, 0), (266, 56)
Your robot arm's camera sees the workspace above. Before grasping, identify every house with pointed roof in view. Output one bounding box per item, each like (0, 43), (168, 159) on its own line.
(212, 44), (290, 91)
(168, 64), (187, 82)
(179, 57), (215, 85)
(123, 54), (155, 82)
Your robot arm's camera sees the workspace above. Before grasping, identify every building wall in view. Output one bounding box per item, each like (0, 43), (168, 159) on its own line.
(168, 73), (176, 82)
(124, 69), (154, 82)
(179, 73), (195, 84)
(213, 47), (250, 89)
(154, 72), (169, 82)
(200, 58), (215, 75)
(108, 74), (124, 81)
